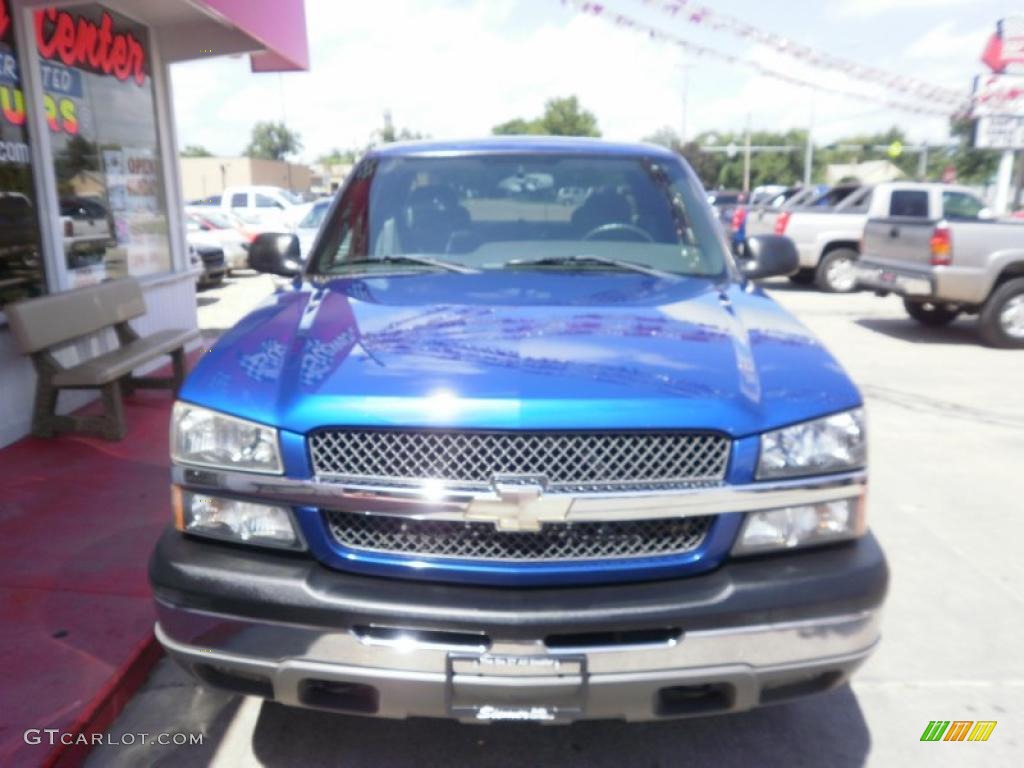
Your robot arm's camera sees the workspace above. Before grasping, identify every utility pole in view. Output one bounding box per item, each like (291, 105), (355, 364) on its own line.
(804, 100), (814, 187)
(680, 62), (692, 144)
(917, 144), (929, 180)
(1014, 149), (1023, 209)
(743, 114), (752, 194)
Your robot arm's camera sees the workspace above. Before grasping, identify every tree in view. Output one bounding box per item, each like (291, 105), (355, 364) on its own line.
(244, 121), (302, 161)
(181, 145), (213, 158)
(946, 117), (1000, 185)
(493, 117), (542, 136)
(317, 147), (360, 166)
(493, 96), (601, 137)
(374, 110), (425, 145)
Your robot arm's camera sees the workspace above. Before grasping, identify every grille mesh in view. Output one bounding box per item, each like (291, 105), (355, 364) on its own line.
(309, 430), (729, 491)
(324, 510), (712, 561)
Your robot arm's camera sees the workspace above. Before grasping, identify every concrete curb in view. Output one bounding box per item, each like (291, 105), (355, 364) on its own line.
(43, 632), (164, 768)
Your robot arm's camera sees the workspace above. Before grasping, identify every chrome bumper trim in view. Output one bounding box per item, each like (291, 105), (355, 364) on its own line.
(155, 606), (880, 721)
(172, 466), (867, 525)
(855, 263), (934, 297)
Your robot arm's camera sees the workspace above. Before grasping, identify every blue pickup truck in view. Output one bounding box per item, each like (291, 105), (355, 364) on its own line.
(152, 137), (886, 723)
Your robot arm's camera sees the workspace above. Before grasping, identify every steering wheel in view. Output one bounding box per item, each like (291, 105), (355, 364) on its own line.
(582, 222), (654, 243)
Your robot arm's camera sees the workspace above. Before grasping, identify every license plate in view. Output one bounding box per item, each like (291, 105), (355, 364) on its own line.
(879, 270), (897, 284)
(447, 653), (587, 722)
(475, 705), (556, 722)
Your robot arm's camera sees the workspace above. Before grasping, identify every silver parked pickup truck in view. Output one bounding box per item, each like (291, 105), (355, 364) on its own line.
(772, 184), (871, 293)
(856, 183), (1024, 348)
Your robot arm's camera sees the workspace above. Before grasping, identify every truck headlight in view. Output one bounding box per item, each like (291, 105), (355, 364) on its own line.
(757, 408), (866, 479)
(171, 402), (282, 474)
(733, 496), (866, 555)
(173, 489), (302, 550)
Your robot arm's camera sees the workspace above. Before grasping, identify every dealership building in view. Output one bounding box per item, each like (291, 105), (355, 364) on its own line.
(0, 0), (308, 446)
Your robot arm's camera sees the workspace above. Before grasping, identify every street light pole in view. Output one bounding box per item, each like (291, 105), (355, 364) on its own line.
(994, 149), (1015, 214)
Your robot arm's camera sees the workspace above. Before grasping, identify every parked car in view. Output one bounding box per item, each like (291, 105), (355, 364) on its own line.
(187, 241), (226, 289)
(60, 196), (115, 270)
(0, 191), (42, 305)
(856, 184), (1024, 347)
(743, 185), (824, 240)
(153, 137), (886, 724)
(186, 195), (221, 208)
(294, 197), (331, 259)
(772, 184), (874, 292)
(219, 185), (307, 229)
(185, 210), (250, 273)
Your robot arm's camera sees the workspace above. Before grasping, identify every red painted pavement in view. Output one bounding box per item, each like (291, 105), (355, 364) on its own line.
(0, 387), (183, 767)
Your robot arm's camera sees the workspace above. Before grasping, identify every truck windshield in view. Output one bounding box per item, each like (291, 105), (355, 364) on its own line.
(309, 154), (727, 278)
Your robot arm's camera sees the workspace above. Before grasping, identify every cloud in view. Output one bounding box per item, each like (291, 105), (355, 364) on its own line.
(905, 20), (990, 60)
(835, 0), (978, 19)
(171, 0), (690, 160)
(169, 0), (981, 161)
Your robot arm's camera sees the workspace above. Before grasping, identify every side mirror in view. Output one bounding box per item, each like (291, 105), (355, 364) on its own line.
(249, 233), (302, 277)
(740, 234), (799, 280)
(199, 223), (212, 231)
(978, 207), (994, 221)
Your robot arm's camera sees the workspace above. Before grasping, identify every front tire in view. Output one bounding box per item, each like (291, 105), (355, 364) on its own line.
(789, 268), (816, 286)
(815, 248), (859, 293)
(903, 299), (960, 327)
(978, 277), (1024, 348)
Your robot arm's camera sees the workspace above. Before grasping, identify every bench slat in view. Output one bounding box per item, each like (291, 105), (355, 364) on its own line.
(6, 278), (147, 354)
(53, 328), (199, 387)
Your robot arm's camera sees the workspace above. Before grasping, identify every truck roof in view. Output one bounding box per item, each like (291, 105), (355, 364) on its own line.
(369, 136), (679, 159)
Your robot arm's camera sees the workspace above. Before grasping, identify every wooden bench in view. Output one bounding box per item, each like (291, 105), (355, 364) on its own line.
(6, 278), (199, 440)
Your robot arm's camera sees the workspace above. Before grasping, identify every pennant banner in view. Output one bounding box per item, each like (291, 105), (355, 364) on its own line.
(622, 0), (965, 106)
(566, 1), (957, 116)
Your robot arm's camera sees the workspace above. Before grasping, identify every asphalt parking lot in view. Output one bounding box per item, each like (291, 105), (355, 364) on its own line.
(87, 276), (1024, 767)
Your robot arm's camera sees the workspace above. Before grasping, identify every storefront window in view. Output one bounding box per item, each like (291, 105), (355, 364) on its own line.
(37, 4), (170, 288)
(0, 0), (45, 308)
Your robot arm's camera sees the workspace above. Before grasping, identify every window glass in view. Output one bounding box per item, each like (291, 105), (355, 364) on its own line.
(889, 190), (929, 218)
(230, 193), (247, 208)
(0, 3), (45, 308)
(299, 201), (329, 230)
(942, 192), (984, 221)
(312, 154), (727, 278)
(255, 193), (281, 209)
(199, 211), (235, 229)
(38, 4), (170, 287)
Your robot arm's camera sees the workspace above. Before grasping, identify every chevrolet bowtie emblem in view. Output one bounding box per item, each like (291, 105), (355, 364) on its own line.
(465, 477), (571, 532)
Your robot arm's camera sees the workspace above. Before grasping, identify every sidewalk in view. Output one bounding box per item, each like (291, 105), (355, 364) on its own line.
(0, 385), (184, 767)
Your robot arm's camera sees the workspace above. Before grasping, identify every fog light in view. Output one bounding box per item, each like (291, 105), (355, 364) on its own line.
(174, 489), (303, 550)
(733, 497), (865, 555)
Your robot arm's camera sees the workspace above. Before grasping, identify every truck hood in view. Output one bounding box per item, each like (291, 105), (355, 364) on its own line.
(180, 272), (861, 437)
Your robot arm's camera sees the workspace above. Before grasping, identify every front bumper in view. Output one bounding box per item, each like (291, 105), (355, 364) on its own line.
(151, 529), (887, 722)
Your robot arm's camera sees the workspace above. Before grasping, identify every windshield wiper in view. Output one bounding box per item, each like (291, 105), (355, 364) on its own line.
(502, 255), (678, 280)
(330, 255), (479, 274)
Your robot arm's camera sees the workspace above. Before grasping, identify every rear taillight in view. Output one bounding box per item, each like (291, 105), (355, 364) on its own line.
(929, 224), (952, 266)
(63, 219), (74, 237)
(774, 211), (791, 235)
(731, 207), (747, 231)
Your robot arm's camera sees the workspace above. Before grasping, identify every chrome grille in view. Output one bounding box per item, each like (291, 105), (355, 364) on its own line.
(308, 429), (730, 491)
(324, 511), (712, 561)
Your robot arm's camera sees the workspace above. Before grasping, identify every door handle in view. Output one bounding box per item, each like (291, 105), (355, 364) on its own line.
(889, 226), (900, 238)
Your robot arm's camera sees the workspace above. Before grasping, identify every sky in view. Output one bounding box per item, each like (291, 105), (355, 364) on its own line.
(170, 0), (1017, 162)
